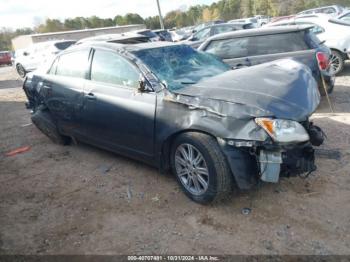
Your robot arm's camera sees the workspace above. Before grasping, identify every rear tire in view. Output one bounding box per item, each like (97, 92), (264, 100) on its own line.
(318, 79), (334, 96)
(16, 63), (26, 78)
(170, 132), (233, 204)
(329, 50), (345, 75)
(31, 109), (70, 145)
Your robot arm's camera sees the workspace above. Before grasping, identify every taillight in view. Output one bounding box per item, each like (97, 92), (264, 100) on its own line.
(316, 52), (329, 71)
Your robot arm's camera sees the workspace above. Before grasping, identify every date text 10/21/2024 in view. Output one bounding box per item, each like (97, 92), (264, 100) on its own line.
(127, 256), (220, 261)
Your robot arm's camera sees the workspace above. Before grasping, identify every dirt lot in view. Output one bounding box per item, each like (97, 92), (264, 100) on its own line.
(0, 65), (349, 255)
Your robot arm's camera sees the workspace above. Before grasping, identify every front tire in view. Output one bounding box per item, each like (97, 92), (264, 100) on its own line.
(329, 50), (345, 75)
(170, 132), (233, 204)
(16, 63), (26, 78)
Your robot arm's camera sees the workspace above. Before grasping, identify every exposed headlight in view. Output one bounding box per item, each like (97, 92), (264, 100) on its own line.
(255, 118), (309, 143)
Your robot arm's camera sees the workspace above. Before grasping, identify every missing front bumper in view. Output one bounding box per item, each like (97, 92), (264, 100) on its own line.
(258, 145), (317, 183)
(221, 123), (323, 188)
(221, 143), (319, 189)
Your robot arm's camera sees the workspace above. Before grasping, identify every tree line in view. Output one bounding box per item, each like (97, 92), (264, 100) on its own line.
(1, 0), (349, 50)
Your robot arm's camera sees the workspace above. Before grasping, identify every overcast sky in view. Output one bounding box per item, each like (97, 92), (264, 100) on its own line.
(0, 0), (218, 29)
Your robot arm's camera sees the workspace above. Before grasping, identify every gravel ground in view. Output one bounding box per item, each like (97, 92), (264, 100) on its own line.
(0, 64), (349, 255)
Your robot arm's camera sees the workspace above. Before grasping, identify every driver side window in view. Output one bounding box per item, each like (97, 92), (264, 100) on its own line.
(91, 49), (140, 88)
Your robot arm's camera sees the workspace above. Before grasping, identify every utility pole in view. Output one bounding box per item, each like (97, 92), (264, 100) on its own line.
(156, 0), (165, 29)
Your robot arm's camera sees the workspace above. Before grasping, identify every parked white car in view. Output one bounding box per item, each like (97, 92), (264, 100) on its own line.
(298, 5), (346, 17)
(266, 14), (350, 74)
(14, 40), (76, 77)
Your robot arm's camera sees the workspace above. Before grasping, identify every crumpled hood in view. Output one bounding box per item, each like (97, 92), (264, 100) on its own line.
(172, 59), (320, 121)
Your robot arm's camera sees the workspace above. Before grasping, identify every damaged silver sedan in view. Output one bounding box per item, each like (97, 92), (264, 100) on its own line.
(23, 42), (325, 204)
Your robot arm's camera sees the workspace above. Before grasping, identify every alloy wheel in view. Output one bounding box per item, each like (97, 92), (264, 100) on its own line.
(174, 143), (209, 195)
(329, 52), (342, 75)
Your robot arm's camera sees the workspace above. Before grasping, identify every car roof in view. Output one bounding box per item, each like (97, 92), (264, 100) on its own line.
(65, 41), (181, 54)
(135, 29), (153, 33)
(77, 32), (147, 43)
(299, 5), (341, 13)
(196, 23), (246, 33)
(294, 15), (336, 26)
(197, 23), (236, 31)
(270, 14), (350, 28)
(153, 29), (168, 33)
(296, 13), (331, 19)
(39, 40), (76, 44)
(203, 25), (313, 41)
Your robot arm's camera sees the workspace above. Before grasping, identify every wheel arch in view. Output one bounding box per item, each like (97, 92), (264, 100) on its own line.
(158, 128), (259, 190)
(330, 48), (347, 59)
(159, 128), (218, 172)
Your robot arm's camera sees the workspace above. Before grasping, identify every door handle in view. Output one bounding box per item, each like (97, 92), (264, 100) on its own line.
(85, 92), (96, 101)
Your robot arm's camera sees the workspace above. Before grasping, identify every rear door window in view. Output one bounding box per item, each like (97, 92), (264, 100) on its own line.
(90, 49), (139, 88)
(205, 32), (309, 59)
(205, 37), (249, 59)
(247, 32), (309, 56)
(56, 49), (90, 78)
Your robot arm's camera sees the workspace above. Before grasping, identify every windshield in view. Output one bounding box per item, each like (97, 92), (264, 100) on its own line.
(132, 45), (230, 91)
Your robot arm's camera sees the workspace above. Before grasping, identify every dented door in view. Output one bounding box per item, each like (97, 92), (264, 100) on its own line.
(42, 74), (86, 135)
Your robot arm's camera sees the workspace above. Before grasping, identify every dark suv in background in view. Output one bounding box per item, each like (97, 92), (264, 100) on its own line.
(199, 25), (335, 95)
(184, 23), (252, 49)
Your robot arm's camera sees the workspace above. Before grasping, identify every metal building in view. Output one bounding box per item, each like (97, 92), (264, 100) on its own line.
(12, 24), (145, 50)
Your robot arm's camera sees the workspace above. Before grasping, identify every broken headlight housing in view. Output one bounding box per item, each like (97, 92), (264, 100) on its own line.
(255, 118), (309, 143)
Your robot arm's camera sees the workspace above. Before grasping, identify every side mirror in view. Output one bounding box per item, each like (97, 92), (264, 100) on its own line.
(138, 75), (147, 92)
